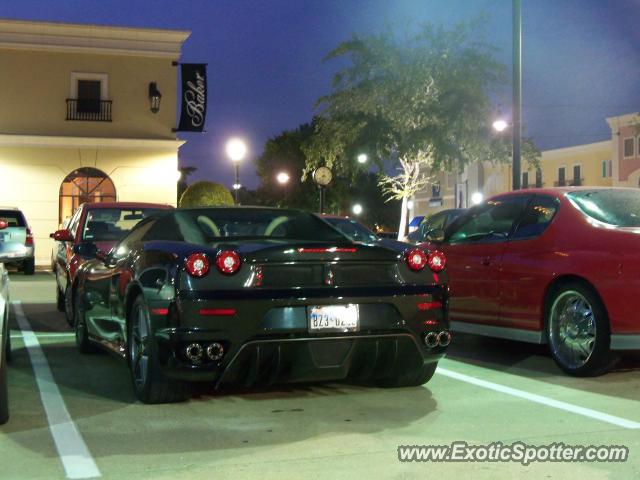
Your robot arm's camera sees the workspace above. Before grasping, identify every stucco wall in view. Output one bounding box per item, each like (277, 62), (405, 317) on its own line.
(0, 145), (178, 266)
(0, 49), (177, 139)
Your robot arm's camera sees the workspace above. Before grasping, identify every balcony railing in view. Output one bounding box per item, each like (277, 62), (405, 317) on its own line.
(66, 99), (112, 122)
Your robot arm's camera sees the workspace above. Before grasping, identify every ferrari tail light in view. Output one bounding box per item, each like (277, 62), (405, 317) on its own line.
(185, 253), (210, 278)
(418, 301), (443, 311)
(427, 251), (446, 272)
(25, 227), (34, 246)
(216, 250), (241, 275)
(406, 248), (428, 271)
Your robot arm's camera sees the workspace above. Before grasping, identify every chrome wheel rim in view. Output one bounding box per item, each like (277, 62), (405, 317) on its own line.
(129, 304), (149, 389)
(549, 290), (596, 369)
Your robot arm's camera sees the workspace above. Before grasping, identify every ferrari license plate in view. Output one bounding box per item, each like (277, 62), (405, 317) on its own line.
(308, 304), (359, 332)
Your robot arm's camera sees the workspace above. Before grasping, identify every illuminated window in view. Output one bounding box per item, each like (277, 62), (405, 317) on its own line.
(59, 167), (116, 224)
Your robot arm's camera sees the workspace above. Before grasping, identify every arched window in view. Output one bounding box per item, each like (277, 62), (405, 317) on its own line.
(59, 167), (116, 224)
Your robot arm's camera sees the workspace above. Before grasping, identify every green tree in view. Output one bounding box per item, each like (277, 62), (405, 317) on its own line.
(179, 181), (234, 208)
(253, 122), (400, 229)
(254, 123), (318, 211)
(304, 21), (539, 238)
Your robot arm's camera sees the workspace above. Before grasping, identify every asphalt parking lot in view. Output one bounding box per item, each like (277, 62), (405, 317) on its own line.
(1, 273), (639, 479)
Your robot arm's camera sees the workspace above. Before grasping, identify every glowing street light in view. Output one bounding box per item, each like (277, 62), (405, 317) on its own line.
(226, 138), (247, 204)
(352, 203), (363, 215)
(276, 172), (290, 184)
(226, 138), (247, 162)
(471, 192), (484, 205)
(357, 153), (368, 164)
(492, 119), (509, 132)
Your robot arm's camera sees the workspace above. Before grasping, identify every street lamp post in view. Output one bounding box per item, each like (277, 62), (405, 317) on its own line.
(512, 0), (522, 190)
(226, 138), (247, 205)
(276, 171), (290, 206)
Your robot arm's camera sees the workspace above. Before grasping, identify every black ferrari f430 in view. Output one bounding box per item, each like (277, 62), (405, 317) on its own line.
(72, 207), (450, 403)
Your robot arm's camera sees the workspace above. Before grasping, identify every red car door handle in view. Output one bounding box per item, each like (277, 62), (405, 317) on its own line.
(481, 256), (491, 266)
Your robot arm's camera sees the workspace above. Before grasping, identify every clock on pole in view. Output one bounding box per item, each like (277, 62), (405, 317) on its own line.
(312, 166), (332, 213)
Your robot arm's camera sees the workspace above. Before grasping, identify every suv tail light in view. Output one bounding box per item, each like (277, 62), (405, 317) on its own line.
(185, 253), (210, 278)
(406, 248), (428, 271)
(216, 250), (241, 275)
(427, 251), (446, 272)
(25, 227), (34, 246)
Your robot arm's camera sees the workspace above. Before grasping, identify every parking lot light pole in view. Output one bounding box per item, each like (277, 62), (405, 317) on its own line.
(226, 138), (247, 205)
(512, 0), (522, 190)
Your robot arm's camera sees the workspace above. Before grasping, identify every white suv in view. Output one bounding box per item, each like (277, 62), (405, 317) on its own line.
(0, 207), (35, 275)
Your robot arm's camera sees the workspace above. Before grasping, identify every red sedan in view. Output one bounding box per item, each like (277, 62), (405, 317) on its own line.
(421, 187), (640, 376)
(52, 202), (172, 325)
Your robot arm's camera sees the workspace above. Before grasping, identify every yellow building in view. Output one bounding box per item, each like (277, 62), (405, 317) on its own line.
(0, 19), (190, 267)
(412, 112), (638, 220)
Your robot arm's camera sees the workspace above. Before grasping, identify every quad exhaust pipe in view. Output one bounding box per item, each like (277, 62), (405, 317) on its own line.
(185, 343), (204, 364)
(437, 330), (452, 347)
(424, 332), (439, 348)
(185, 342), (225, 364)
(423, 330), (451, 348)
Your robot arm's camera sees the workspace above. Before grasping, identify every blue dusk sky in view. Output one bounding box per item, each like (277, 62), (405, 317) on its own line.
(1, 0), (638, 188)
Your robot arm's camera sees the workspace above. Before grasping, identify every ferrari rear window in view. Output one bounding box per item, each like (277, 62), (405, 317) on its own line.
(160, 208), (348, 243)
(567, 189), (640, 227)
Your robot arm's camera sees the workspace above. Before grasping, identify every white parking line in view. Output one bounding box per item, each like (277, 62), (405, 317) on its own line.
(11, 332), (75, 340)
(436, 366), (640, 430)
(13, 301), (101, 479)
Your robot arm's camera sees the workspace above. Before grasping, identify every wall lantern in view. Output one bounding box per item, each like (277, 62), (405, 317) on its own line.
(148, 82), (162, 113)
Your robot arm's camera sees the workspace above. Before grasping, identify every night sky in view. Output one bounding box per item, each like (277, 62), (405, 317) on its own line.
(1, 0), (638, 189)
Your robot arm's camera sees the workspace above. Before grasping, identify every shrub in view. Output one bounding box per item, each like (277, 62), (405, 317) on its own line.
(178, 181), (234, 208)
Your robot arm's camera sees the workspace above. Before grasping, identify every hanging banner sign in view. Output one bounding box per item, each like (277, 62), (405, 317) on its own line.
(177, 64), (207, 132)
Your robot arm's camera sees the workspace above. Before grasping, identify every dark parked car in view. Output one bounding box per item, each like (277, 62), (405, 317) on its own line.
(51, 202), (172, 325)
(73, 207), (450, 403)
(421, 187), (640, 376)
(0, 207), (35, 275)
(320, 215), (406, 248)
(0, 247), (12, 424)
(320, 215), (379, 243)
(407, 209), (465, 244)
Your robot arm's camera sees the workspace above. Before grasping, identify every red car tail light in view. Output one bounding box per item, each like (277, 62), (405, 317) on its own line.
(216, 250), (241, 275)
(185, 253), (210, 278)
(418, 301), (443, 311)
(406, 248), (428, 271)
(427, 251), (446, 272)
(25, 227), (34, 246)
(199, 308), (236, 316)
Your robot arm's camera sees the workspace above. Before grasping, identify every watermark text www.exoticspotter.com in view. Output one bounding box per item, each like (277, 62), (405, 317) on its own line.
(398, 442), (629, 465)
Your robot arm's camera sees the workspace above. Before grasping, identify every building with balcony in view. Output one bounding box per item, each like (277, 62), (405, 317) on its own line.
(411, 112), (638, 221)
(0, 19), (190, 267)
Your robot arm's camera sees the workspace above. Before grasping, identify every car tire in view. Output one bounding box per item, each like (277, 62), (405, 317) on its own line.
(376, 362), (438, 388)
(56, 284), (65, 312)
(0, 315), (9, 425)
(546, 282), (617, 377)
(64, 283), (74, 327)
(23, 258), (35, 276)
(127, 295), (189, 404)
(5, 328), (11, 363)
(74, 292), (97, 354)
